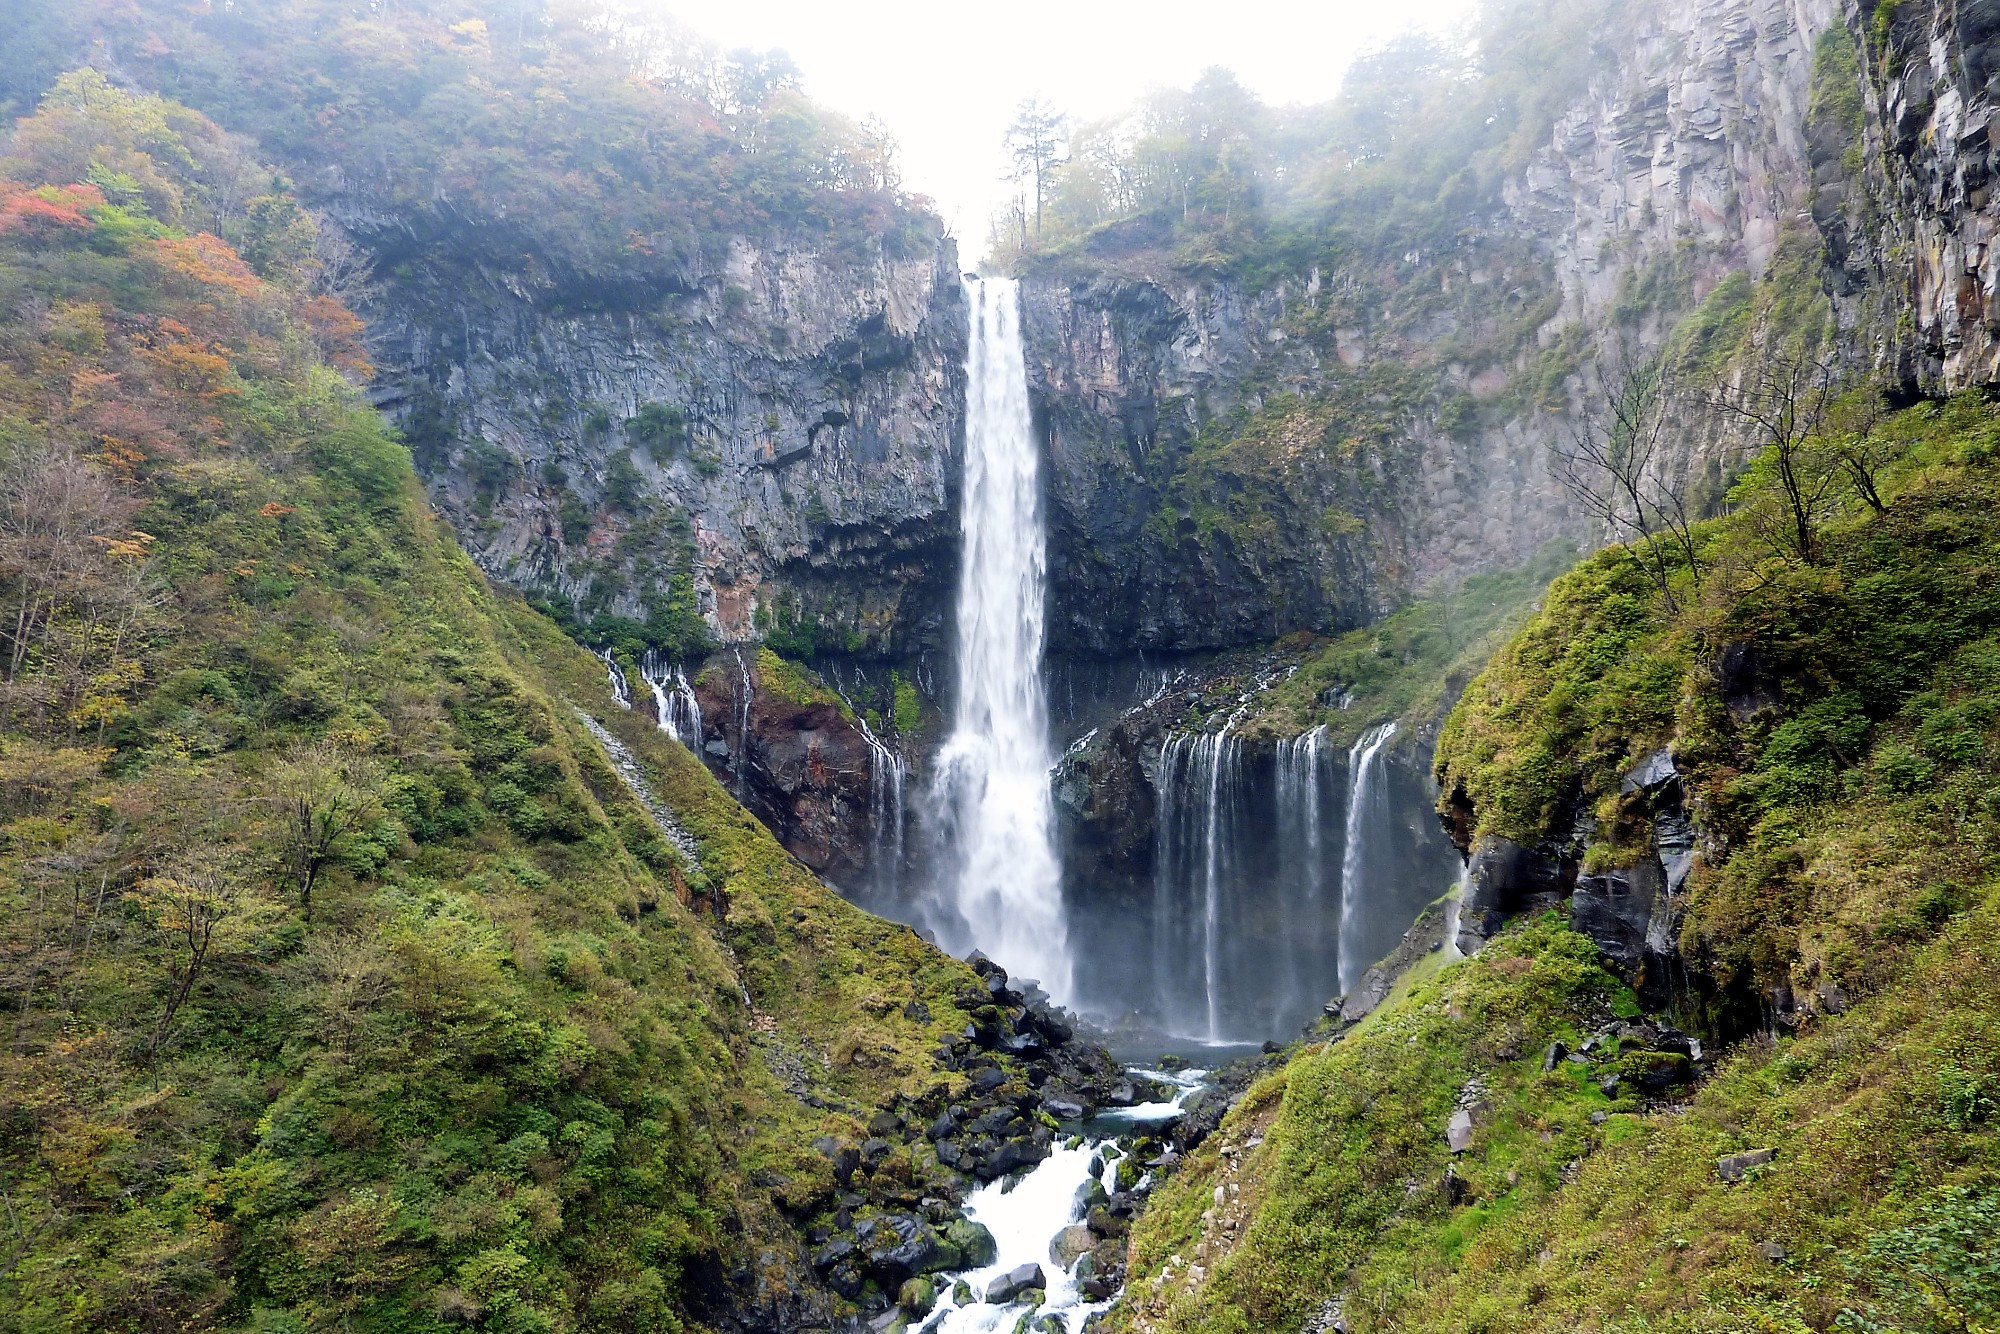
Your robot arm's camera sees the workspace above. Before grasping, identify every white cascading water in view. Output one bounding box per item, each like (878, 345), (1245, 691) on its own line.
(731, 648), (754, 795)
(640, 651), (703, 750)
(601, 650), (633, 709)
(855, 710), (906, 899)
(1274, 724), (1329, 1023)
(1338, 721), (1399, 993)
(1152, 730), (1247, 1045)
(930, 277), (1070, 1002)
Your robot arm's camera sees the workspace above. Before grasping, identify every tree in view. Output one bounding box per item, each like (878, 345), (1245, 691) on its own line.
(1550, 349), (1703, 610)
(1709, 347), (1840, 565)
(133, 848), (252, 1074)
(1005, 98), (1068, 241)
(271, 738), (383, 922)
(1822, 385), (1898, 514)
(0, 441), (137, 695)
(1839, 1185), (2000, 1334)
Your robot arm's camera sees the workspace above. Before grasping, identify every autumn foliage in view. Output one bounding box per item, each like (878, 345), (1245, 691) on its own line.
(0, 179), (106, 235)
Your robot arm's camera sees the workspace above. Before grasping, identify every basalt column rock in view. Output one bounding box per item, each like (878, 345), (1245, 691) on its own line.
(1569, 749), (1697, 1010)
(353, 221), (969, 657)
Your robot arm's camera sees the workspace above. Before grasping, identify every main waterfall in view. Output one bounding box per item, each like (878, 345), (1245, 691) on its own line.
(929, 277), (1071, 1001)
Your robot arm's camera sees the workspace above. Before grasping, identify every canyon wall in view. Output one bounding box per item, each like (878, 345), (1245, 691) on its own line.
(344, 209), (969, 658)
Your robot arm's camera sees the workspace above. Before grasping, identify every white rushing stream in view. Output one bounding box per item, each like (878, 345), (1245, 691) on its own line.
(925, 1070), (1203, 1333)
(930, 276), (1070, 1001)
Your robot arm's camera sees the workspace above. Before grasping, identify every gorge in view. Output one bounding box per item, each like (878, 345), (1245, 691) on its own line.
(4, 1), (2000, 1332)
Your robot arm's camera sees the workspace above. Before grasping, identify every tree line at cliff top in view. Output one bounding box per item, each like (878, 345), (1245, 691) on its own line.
(1, 0), (941, 285)
(991, 0), (1614, 279)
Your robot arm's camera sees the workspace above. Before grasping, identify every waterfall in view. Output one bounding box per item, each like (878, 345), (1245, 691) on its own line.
(640, 651), (703, 749)
(854, 709), (906, 898)
(929, 277), (1069, 1001)
(1274, 725), (1330, 1022)
(601, 650), (632, 709)
(1338, 721), (1399, 993)
(1442, 869), (1466, 962)
(731, 647), (754, 795)
(1153, 731), (1246, 1044)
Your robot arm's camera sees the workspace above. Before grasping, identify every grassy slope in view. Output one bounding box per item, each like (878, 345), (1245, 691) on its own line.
(0, 96), (974, 1334)
(1109, 395), (2000, 1331)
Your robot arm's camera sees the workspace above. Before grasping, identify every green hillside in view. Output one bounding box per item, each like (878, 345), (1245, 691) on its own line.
(0, 76), (975, 1333)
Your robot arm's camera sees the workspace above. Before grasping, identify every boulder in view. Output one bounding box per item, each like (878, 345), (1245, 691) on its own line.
(1074, 1177), (1108, 1213)
(1445, 1108), (1476, 1153)
(1086, 1205), (1129, 1238)
(1025, 1005), (1074, 1044)
(944, 1218), (999, 1268)
(1717, 1148), (1776, 1183)
(862, 1214), (946, 1283)
(811, 1236), (856, 1271)
(1041, 1095), (1088, 1122)
(897, 1277), (936, 1317)
(1050, 1223), (1095, 1270)
(979, 1134), (1050, 1180)
(1622, 1050), (1693, 1095)
(985, 1263), (1046, 1304)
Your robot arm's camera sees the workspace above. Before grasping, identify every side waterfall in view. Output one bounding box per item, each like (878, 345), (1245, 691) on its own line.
(1152, 732), (1246, 1043)
(855, 710), (906, 900)
(1274, 725), (1330, 1023)
(1338, 722), (1399, 994)
(731, 648), (753, 796)
(929, 277), (1070, 1001)
(1107, 715), (1460, 1044)
(600, 650), (632, 709)
(640, 651), (703, 749)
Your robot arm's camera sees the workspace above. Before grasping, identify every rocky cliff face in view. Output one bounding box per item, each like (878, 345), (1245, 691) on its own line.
(344, 208), (967, 657)
(1016, 0), (1846, 658)
(1852, 0), (2000, 386)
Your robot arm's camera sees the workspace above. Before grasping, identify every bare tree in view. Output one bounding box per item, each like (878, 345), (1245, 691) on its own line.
(1550, 350), (1703, 609)
(1822, 385), (1897, 515)
(0, 442), (136, 694)
(1708, 348), (1841, 565)
(270, 739), (384, 922)
(306, 212), (378, 308)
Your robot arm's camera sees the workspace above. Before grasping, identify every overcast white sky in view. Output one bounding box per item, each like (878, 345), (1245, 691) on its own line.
(663, 0), (1479, 251)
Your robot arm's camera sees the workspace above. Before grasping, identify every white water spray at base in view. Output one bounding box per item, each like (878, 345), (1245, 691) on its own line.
(930, 276), (1069, 1002)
